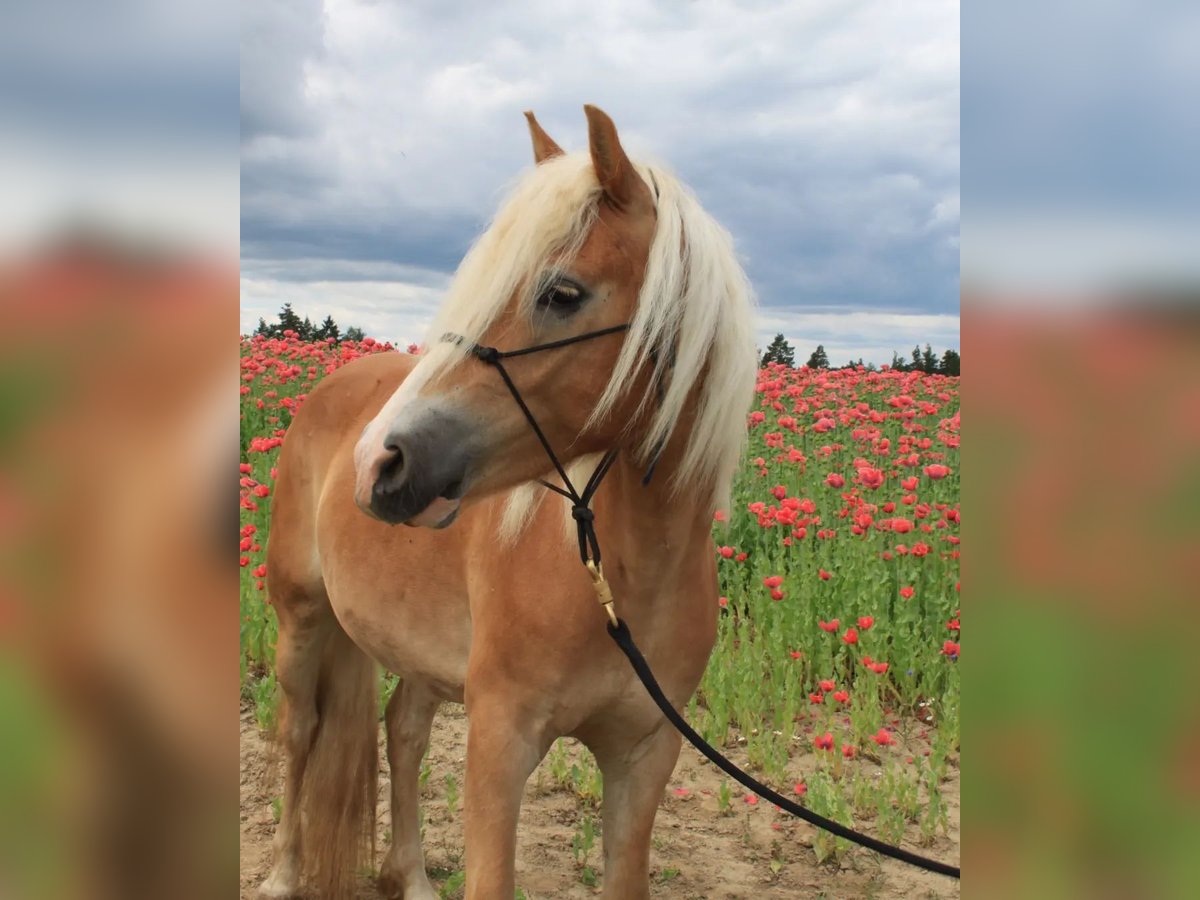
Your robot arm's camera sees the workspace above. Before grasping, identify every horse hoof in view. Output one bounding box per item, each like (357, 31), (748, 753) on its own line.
(378, 869), (439, 900)
(257, 871), (301, 899)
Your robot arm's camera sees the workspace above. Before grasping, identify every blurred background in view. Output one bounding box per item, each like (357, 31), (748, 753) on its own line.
(0, 1), (1197, 898)
(0, 2), (237, 899)
(963, 1), (1200, 897)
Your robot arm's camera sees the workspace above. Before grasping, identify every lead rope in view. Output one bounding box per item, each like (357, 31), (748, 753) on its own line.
(442, 327), (960, 880)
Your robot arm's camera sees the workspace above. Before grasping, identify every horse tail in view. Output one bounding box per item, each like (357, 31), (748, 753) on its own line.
(299, 623), (379, 898)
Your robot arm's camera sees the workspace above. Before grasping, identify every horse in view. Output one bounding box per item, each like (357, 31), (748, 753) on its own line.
(258, 105), (757, 900)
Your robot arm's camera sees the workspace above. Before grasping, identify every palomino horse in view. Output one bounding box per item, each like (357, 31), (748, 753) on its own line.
(259, 105), (757, 900)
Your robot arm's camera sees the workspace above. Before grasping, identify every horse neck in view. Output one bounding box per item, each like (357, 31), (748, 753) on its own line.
(593, 412), (715, 582)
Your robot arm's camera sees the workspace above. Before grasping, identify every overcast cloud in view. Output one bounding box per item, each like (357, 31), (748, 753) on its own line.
(241, 0), (959, 364)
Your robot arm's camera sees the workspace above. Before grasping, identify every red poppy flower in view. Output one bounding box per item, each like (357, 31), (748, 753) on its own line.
(252, 564), (267, 578)
(832, 690), (849, 704)
(718, 596), (728, 608)
(814, 732), (834, 751)
(869, 662), (889, 674)
(744, 794), (758, 805)
(899, 586), (915, 600)
(789, 650), (802, 659)
(718, 546), (734, 559)
(824, 473), (845, 488)
(842, 627), (859, 645)
(842, 744), (857, 759)
(763, 575), (783, 588)
(856, 466), (885, 490)
(819, 679), (836, 692)
(818, 619), (840, 633)
(770, 589), (784, 601)
(871, 729), (896, 746)
(947, 618), (960, 631)
(794, 782), (807, 797)
(942, 641), (960, 659)
(818, 568), (831, 581)
(736, 552), (748, 562)
(857, 616), (874, 631)
(809, 692), (825, 705)
(923, 464), (951, 479)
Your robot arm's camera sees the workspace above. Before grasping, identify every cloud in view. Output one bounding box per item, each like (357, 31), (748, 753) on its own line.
(242, 0), (959, 361)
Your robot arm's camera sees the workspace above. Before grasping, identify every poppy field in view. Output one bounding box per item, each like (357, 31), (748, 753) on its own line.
(240, 332), (960, 891)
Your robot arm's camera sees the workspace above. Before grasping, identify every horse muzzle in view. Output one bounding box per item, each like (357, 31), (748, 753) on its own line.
(354, 411), (474, 527)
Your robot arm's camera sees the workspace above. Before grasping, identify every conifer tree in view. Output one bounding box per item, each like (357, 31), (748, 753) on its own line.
(760, 333), (796, 367)
(939, 349), (961, 375)
(277, 303), (304, 336)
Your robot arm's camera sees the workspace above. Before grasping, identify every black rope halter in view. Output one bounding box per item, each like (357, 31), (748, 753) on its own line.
(440, 323), (630, 567)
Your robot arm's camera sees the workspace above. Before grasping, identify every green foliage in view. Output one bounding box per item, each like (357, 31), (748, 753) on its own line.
(253, 670), (278, 733)
(717, 780), (734, 816)
(571, 813), (599, 886)
(444, 773), (460, 818)
(805, 344), (829, 369)
(437, 870), (465, 898)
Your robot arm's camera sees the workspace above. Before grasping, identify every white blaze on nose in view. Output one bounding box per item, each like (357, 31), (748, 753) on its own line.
(352, 348), (450, 512)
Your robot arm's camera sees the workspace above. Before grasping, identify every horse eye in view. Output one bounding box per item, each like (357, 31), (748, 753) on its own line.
(537, 281), (587, 310)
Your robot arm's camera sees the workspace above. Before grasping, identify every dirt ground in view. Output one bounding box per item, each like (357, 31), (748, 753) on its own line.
(240, 702), (959, 899)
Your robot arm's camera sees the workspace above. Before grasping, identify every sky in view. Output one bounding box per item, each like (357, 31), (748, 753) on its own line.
(242, 0), (959, 365)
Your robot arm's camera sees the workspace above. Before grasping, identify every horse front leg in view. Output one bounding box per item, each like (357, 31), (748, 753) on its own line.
(588, 722), (682, 900)
(462, 696), (547, 900)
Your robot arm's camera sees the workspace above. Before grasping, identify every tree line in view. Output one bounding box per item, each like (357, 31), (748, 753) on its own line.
(251, 303), (367, 343)
(759, 333), (960, 376)
(249, 310), (960, 376)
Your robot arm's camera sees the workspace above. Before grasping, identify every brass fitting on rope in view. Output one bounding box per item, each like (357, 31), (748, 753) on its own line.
(585, 560), (618, 627)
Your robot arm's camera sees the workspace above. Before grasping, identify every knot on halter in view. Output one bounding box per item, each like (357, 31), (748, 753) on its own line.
(472, 344), (501, 365)
(571, 505), (601, 567)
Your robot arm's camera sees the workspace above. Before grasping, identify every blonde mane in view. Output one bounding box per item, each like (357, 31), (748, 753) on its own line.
(415, 152), (757, 540)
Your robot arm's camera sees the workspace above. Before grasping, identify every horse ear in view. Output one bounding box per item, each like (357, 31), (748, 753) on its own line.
(524, 111), (564, 164)
(584, 105), (652, 212)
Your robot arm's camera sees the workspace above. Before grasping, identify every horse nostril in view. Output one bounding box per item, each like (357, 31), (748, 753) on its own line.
(378, 444), (405, 484)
